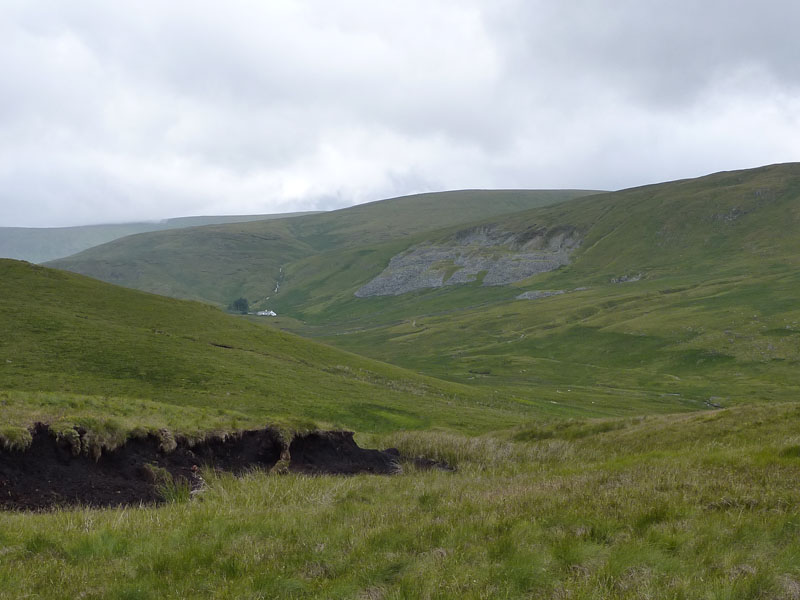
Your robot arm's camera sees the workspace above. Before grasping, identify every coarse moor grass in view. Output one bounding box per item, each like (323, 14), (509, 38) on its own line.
(2, 403), (799, 598)
(0, 390), (267, 453)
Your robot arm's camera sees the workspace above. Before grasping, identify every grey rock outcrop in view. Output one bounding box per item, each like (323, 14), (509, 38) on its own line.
(356, 224), (581, 297)
(516, 290), (565, 300)
(610, 273), (642, 284)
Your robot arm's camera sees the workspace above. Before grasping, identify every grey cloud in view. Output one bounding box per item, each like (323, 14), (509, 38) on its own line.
(0, 0), (798, 226)
(487, 0), (800, 107)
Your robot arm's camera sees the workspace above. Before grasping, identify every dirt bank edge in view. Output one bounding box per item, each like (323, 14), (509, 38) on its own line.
(0, 424), (424, 510)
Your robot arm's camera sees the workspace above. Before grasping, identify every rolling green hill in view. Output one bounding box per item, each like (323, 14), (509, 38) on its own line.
(277, 163), (800, 316)
(277, 163), (800, 410)
(0, 259), (494, 432)
(40, 164), (800, 418)
(3, 259), (680, 438)
(0, 212), (319, 264)
(43, 165), (800, 414)
(279, 189), (599, 252)
(47, 189), (601, 306)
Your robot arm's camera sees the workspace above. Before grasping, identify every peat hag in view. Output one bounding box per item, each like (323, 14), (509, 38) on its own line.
(289, 430), (401, 475)
(0, 424), (403, 510)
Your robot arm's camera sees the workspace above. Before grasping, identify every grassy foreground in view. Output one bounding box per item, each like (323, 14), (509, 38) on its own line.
(2, 402), (800, 599)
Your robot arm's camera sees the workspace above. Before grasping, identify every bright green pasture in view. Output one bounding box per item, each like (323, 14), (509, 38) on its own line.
(312, 269), (800, 413)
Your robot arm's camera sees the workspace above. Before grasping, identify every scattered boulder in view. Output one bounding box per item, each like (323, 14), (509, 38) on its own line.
(611, 273), (642, 284)
(516, 290), (565, 300)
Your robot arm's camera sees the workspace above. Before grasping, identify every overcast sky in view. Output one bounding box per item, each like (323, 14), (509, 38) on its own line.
(1, 0), (799, 227)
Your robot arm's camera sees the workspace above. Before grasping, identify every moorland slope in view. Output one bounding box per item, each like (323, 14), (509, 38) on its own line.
(276, 163), (800, 411)
(4, 256), (685, 442)
(45, 164), (800, 415)
(48, 189), (601, 307)
(0, 259), (536, 433)
(4, 169), (800, 599)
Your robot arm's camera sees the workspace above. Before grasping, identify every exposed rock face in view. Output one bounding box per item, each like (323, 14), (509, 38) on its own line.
(356, 224), (581, 297)
(611, 273), (642, 283)
(516, 290), (565, 300)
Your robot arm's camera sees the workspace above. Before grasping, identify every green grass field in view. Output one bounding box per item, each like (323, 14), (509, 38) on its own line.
(2, 259), (555, 434)
(2, 403), (800, 598)
(263, 164), (800, 417)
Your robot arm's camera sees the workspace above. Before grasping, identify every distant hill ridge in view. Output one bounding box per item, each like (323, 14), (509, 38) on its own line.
(48, 189), (601, 306)
(0, 212), (321, 264)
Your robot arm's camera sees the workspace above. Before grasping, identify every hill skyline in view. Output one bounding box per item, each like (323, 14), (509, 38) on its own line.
(48, 188), (600, 305)
(0, 212), (320, 264)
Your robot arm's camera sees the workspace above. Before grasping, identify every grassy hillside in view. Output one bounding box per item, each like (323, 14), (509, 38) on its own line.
(259, 164), (800, 412)
(0, 259), (524, 433)
(3, 402), (800, 598)
(2, 259), (682, 437)
(44, 165), (800, 414)
(48, 190), (601, 307)
(285, 163), (800, 314)
(281, 189), (601, 252)
(47, 219), (317, 304)
(0, 212), (317, 264)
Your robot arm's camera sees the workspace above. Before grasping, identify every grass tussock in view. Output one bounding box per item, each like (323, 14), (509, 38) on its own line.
(0, 426), (32, 451)
(370, 429), (574, 470)
(0, 389), (271, 457)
